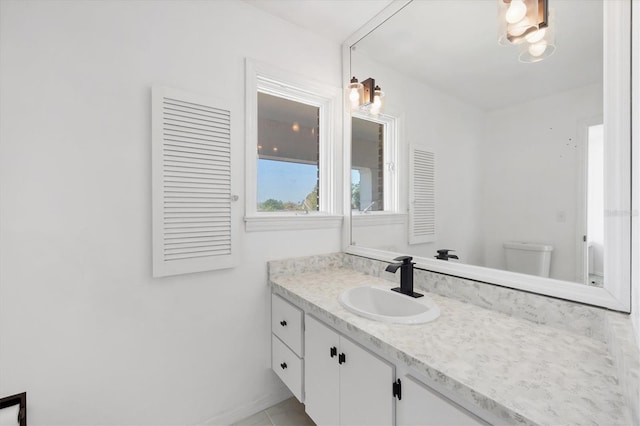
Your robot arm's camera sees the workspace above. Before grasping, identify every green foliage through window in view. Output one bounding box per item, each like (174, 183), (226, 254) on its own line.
(352, 182), (360, 210)
(257, 183), (319, 212)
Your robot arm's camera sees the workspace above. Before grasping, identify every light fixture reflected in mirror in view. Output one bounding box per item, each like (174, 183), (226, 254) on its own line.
(498, 0), (555, 63)
(348, 76), (364, 109)
(347, 76), (384, 115)
(370, 85), (385, 115)
(519, 9), (556, 63)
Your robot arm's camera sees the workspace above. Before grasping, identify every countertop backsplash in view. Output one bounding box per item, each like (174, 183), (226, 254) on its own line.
(267, 252), (345, 280)
(344, 254), (607, 340)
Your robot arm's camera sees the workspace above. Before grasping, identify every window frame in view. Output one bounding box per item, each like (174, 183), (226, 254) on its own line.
(351, 111), (399, 215)
(244, 59), (342, 232)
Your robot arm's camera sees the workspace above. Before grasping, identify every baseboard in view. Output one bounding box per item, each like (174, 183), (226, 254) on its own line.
(202, 388), (292, 425)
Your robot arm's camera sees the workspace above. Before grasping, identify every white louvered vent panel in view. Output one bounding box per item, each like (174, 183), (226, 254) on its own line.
(152, 87), (236, 277)
(409, 147), (436, 244)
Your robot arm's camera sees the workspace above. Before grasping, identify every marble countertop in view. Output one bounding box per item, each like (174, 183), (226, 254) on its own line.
(270, 267), (630, 426)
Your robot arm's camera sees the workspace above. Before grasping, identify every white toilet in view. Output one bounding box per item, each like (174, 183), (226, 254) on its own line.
(503, 241), (554, 277)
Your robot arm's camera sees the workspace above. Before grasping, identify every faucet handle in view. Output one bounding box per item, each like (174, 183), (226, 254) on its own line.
(393, 255), (413, 264)
(435, 249), (457, 260)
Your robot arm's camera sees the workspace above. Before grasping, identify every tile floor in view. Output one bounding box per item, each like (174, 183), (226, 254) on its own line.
(232, 397), (315, 426)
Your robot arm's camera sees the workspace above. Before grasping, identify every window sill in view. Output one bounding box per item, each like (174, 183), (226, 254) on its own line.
(244, 214), (344, 232)
(351, 213), (407, 227)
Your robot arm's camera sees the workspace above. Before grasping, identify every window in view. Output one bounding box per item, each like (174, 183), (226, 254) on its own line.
(351, 113), (398, 213)
(257, 93), (319, 213)
(244, 59), (342, 231)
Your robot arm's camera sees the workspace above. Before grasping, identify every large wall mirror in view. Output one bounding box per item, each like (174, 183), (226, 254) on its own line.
(342, 0), (632, 311)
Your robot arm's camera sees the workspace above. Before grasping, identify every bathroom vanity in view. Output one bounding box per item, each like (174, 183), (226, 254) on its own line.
(269, 253), (633, 426)
(273, 292), (489, 425)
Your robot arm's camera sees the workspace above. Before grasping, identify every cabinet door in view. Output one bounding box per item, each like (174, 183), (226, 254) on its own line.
(397, 375), (487, 426)
(304, 315), (340, 426)
(339, 336), (394, 426)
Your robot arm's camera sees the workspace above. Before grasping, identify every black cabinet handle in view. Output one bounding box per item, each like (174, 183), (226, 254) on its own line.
(393, 379), (402, 400)
(280, 320), (287, 327)
(338, 353), (346, 365)
(280, 362), (287, 369)
(330, 346), (337, 358)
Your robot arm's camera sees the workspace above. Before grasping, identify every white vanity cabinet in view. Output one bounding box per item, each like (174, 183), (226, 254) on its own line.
(396, 374), (488, 426)
(270, 292), (496, 425)
(304, 314), (394, 426)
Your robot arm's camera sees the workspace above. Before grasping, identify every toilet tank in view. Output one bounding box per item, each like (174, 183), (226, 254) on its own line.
(503, 241), (554, 277)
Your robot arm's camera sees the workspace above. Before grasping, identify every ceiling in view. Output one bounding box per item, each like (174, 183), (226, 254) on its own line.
(242, 0), (394, 43)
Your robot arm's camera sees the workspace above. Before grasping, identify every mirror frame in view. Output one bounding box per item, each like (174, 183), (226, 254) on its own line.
(342, 0), (632, 312)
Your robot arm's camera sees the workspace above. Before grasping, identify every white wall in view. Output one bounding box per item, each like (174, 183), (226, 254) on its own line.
(350, 52), (485, 263)
(0, 1), (342, 424)
(480, 84), (602, 282)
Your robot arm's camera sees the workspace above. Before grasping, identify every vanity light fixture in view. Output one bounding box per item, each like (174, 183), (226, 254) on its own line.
(498, 0), (556, 63)
(348, 76), (364, 109)
(347, 76), (384, 115)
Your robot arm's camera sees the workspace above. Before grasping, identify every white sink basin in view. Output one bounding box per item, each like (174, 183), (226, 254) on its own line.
(339, 285), (440, 324)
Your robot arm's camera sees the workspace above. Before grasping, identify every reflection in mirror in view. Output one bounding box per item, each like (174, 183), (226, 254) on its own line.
(352, 117), (384, 212)
(585, 122), (605, 286)
(351, 113), (399, 215)
(349, 0), (613, 287)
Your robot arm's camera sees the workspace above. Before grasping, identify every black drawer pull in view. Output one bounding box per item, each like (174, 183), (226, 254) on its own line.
(280, 362), (287, 369)
(280, 320), (287, 327)
(330, 346), (337, 358)
(338, 353), (346, 365)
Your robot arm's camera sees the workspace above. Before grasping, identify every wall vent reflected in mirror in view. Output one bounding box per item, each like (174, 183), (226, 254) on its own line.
(409, 147), (435, 245)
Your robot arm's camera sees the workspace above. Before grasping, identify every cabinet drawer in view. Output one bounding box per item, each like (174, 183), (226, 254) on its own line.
(271, 294), (303, 356)
(272, 334), (303, 402)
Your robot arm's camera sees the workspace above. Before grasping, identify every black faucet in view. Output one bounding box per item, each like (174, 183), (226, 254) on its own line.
(435, 249), (458, 261)
(385, 255), (423, 298)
